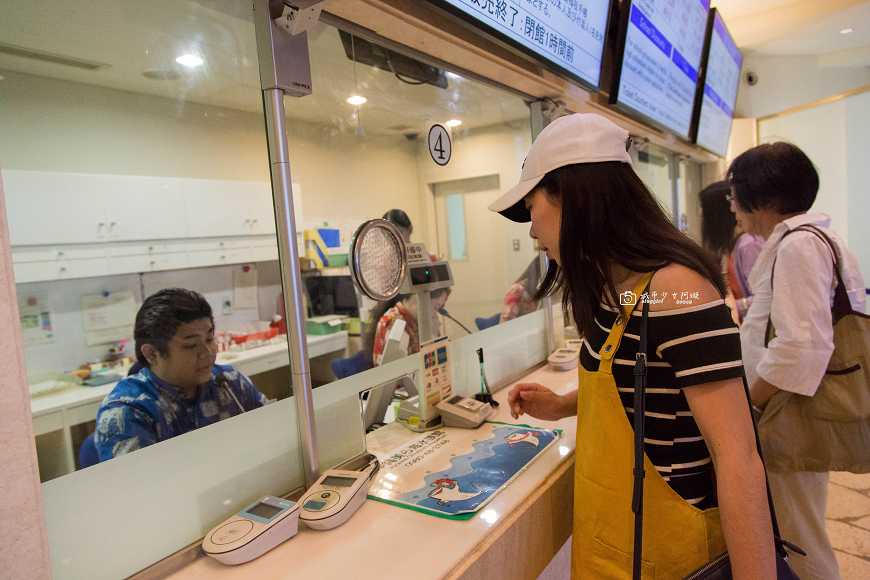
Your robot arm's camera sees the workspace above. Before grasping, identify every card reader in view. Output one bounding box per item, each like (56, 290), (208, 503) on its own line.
(299, 456), (379, 530)
(203, 496), (300, 565)
(436, 394), (493, 428)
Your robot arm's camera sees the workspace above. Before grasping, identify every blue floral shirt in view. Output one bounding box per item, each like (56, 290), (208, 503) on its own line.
(95, 364), (267, 461)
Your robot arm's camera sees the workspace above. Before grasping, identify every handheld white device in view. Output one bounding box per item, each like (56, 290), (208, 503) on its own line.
(203, 496), (300, 565)
(436, 394), (492, 428)
(299, 456), (379, 530)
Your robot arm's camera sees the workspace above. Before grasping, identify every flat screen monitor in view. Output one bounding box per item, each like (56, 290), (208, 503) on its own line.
(424, 0), (613, 91)
(691, 9), (742, 157)
(611, 0), (710, 138)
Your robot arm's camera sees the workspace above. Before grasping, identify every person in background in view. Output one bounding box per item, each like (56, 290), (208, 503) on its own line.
(368, 289), (449, 367)
(699, 181), (764, 322)
(382, 208), (439, 262)
(94, 289), (267, 461)
(489, 113), (775, 579)
(729, 142), (865, 580)
(499, 258), (541, 323)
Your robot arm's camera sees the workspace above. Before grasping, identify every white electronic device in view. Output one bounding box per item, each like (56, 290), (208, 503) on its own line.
(203, 496), (300, 565)
(299, 456), (379, 530)
(548, 341), (583, 371)
(436, 394), (493, 428)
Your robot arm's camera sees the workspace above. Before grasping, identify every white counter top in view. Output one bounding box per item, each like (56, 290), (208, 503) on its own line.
(159, 364), (579, 580)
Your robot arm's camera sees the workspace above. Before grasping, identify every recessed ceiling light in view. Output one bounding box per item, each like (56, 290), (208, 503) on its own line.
(347, 95), (367, 105)
(142, 67), (182, 81)
(841, 28), (854, 34)
(446, 119), (462, 127)
(175, 54), (204, 67)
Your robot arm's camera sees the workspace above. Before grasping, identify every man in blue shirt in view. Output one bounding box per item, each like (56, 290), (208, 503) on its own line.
(95, 288), (267, 461)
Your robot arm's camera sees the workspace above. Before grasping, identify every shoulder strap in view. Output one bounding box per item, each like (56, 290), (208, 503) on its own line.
(766, 225), (853, 346)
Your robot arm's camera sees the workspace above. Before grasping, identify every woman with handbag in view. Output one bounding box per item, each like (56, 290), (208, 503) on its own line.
(728, 142), (866, 580)
(488, 113), (777, 579)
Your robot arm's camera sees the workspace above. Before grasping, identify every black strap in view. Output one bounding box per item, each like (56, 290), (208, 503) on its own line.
(631, 284), (651, 580)
(766, 224), (853, 346)
(631, 281), (802, 580)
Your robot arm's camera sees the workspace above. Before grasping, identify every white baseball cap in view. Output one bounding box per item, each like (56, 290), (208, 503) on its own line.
(488, 113), (632, 223)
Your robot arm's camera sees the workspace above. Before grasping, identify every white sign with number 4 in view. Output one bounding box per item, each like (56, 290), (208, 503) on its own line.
(428, 124), (451, 166)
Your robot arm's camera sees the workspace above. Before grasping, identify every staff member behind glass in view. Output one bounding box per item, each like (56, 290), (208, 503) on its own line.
(95, 288), (267, 461)
(729, 142), (865, 580)
(488, 114), (774, 579)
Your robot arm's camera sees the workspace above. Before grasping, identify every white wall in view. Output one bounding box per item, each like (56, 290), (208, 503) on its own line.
(735, 55), (870, 119)
(758, 91), (870, 285)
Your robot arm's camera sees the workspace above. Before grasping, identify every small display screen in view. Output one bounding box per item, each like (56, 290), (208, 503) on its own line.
(448, 395), (464, 405)
(246, 501), (283, 520)
(322, 475), (356, 488)
(410, 264), (450, 286)
(303, 500), (326, 510)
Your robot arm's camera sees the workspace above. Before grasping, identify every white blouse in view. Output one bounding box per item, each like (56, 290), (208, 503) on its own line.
(741, 213), (866, 396)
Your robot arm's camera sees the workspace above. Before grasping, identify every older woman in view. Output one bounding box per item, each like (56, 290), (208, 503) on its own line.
(489, 113), (775, 579)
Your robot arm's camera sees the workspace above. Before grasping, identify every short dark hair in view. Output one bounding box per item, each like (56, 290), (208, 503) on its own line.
(134, 288), (214, 366)
(699, 181), (737, 261)
(726, 142), (818, 214)
(382, 209), (412, 230)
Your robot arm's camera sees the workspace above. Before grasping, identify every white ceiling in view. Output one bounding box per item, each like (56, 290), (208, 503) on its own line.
(713, 0), (870, 63)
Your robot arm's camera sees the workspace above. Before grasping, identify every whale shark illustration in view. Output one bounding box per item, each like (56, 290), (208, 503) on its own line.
(428, 478), (482, 506)
(504, 431), (542, 448)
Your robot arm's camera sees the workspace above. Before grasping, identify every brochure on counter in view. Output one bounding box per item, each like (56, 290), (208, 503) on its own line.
(368, 422), (561, 520)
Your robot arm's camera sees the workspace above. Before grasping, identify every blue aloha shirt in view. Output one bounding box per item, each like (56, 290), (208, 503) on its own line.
(94, 364), (267, 461)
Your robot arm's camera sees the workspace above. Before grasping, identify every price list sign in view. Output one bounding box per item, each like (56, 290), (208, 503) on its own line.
(695, 10), (741, 156)
(428, 0), (612, 90)
(616, 0), (710, 138)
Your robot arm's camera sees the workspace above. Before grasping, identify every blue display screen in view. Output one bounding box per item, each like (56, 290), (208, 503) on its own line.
(695, 10), (741, 156)
(428, 0), (611, 90)
(616, 0), (710, 137)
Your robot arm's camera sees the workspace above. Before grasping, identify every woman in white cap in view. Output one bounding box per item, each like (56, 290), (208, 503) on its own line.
(489, 114), (776, 578)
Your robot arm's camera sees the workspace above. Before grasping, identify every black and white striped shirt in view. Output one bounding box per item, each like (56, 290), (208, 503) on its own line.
(579, 299), (744, 509)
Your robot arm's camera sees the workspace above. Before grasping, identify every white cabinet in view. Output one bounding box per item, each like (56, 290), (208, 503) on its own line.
(3, 170), (108, 245)
(103, 176), (188, 241)
(182, 179), (278, 238)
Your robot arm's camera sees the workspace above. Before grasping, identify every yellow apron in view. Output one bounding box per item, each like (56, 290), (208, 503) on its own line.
(572, 273), (726, 579)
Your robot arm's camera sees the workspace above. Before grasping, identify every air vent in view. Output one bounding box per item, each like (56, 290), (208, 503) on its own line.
(0, 43), (110, 71)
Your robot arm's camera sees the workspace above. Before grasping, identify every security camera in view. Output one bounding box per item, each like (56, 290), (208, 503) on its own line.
(744, 71), (758, 86)
(274, 1), (324, 35)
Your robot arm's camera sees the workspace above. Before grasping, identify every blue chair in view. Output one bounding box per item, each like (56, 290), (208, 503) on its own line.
(79, 433), (99, 469)
(475, 312), (501, 331)
(331, 350), (373, 380)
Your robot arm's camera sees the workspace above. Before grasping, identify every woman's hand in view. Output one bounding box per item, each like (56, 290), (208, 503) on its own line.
(507, 383), (576, 421)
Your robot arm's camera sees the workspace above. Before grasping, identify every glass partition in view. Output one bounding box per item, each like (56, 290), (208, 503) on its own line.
(286, 22), (544, 468)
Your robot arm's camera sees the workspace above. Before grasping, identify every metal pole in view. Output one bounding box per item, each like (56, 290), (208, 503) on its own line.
(529, 100), (555, 354)
(262, 88), (320, 488)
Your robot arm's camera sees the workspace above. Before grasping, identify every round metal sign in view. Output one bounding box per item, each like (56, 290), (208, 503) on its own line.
(428, 124), (451, 166)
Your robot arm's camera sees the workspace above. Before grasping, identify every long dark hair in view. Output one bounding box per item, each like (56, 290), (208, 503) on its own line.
(699, 180), (737, 262)
(532, 162), (726, 338)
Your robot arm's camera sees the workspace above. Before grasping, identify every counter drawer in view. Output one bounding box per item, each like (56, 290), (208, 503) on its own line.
(108, 252), (188, 274)
(186, 238), (251, 252)
(12, 245), (108, 263)
(187, 248), (252, 267)
(13, 258), (109, 283)
(32, 411), (64, 437)
(108, 241), (188, 257)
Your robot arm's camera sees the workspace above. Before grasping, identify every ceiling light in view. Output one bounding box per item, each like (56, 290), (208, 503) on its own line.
(446, 119), (462, 127)
(347, 95), (367, 105)
(841, 28), (854, 34)
(175, 54), (204, 67)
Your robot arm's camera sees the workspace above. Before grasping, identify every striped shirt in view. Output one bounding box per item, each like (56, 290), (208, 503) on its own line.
(580, 299), (744, 508)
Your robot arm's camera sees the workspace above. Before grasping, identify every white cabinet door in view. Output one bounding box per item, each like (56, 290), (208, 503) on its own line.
(3, 170), (108, 245)
(182, 179), (251, 238)
(103, 176), (188, 241)
(248, 181), (277, 235)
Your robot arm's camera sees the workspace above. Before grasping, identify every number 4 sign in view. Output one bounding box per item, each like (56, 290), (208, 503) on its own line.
(428, 124), (451, 166)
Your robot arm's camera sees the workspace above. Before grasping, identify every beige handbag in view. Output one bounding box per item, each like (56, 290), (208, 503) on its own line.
(757, 225), (870, 473)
